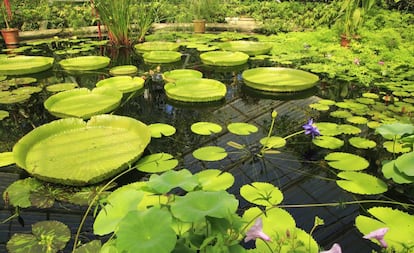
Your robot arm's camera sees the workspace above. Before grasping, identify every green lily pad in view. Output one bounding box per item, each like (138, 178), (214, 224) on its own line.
(13, 86), (42, 95)
(242, 67), (319, 92)
(312, 136), (344, 149)
(73, 240), (102, 253)
(148, 123), (176, 138)
(163, 69), (203, 83)
(240, 182), (283, 207)
(346, 116), (369, 124)
(3, 177), (43, 208)
(0, 151), (14, 167)
(376, 123), (414, 140)
(314, 122), (341, 136)
(330, 110), (353, 119)
(227, 122), (258, 135)
(349, 137), (376, 149)
(59, 56), (111, 71)
(7, 220), (71, 253)
(44, 87), (122, 119)
(46, 83), (78, 92)
(382, 160), (414, 184)
(260, 136), (286, 149)
(109, 65), (138, 76)
(134, 41), (179, 53)
(96, 76), (145, 93)
(12, 115), (151, 185)
(0, 56), (54, 75)
(147, 169), (199, 194)
(0, 110), (9, 120)
(195, 169), (235, 191)
(200, 51), (249, 66)
(336, 171), (388, 194)
(164, 78), (226, 102)
(191, 122), (222, 135)
(192, 146), (227, 161)
(338, 124), (361, 135)
(394, 151), (414, 176)
(383, 141), (412, 153)
(325, 152), (369, 171)
(136, 153), (178, 173)
(142, 51), (182, 64)
(0, 93), (30, 104)
(362, 92), (379, 99)
(309, 103), (330, 111)
(219, 41), (272, 56)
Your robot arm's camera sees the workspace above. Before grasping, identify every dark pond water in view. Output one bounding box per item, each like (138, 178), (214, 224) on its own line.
(0, 38), (409, 252)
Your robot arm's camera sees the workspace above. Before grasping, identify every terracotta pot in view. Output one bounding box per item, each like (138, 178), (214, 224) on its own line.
(193, 19), (206, 33)
(340, 34), (350, 48)
(1, 28), (19, 45)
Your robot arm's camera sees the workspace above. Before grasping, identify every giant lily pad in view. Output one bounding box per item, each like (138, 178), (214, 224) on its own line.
(109, 65), (138, 76)
(44, 87), (122, 119)
(96, 76), (145, 93)
(142, 51), (182, 64)
(59, 56), (110, 71)
(219, 41), (273, 56)
(162, 69), (203, 83)
(0, 56), (54, 75)
(134, 41), (179, 53)
(200, 51), (249, 66)
(242, 67), (319, 92)
(164, 78), (226, 102)
(12, 114), (151, 185)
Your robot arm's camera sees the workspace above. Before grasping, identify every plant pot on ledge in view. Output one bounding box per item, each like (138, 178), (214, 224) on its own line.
(1, 28), (19, 45)
(193, 19), (206, 33)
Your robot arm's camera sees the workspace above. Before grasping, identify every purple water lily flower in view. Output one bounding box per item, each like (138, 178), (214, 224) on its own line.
(244, 218), (271, 243)
(303, 119), (320, 138)
(363, 227), (389, 248)
(320, 243), (342, 253)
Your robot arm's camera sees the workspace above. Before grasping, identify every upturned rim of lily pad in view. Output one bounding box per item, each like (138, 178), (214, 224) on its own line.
(142, 51), (182, 64)
(164, 78), (226, 102)
(59, 55), (111, 71)
(0, 56), (54, 76)
(200, 51), (249, 66)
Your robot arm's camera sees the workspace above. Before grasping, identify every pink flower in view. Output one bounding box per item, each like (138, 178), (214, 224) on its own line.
(363, 227), (389, 248)
(319, 243), (342, 253)
(378, 61), (384, 65)
(244, 218), (271, 243)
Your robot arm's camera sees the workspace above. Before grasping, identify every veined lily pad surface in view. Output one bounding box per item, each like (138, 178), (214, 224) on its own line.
(96, 76), (145, 93)
(200, 51), (249, 66)
(242, 67), (320, 92)
(164, 78), (226, 102)
(142, 51), (182, 64)
(219, 41), (273, 56)
(134, 41), (180, 53)
(44, 87), (122, 119)
(0, 56), (54, 75)
(163, 69), (203, 83)
(12, 114), (151, 186)
(59, 56), (111, 71)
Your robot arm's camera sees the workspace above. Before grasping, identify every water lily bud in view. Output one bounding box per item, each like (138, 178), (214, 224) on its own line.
(271, 110), (277, 118)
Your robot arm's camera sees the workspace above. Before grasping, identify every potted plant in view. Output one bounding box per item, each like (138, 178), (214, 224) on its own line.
(1, 0), (19, 45)
(187, 0), (219, 33)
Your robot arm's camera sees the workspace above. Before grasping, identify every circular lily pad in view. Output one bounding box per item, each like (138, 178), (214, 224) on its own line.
(219, 41), (273, 56)
(134, 42), (179, 53)
(0, 56), (54, 75)
(12, 114), (151, 186)
(200, 51), (249, 66)
(336, 171), (388, 195)
(109, 65), (138, 76)
(59, 56), (111, 71)
(242, 67), (319, 92)
(163, 69), (203, 83)
(46, 83), (78, 92)
(96, 76), (145, 93)
(142, 51), (182, 64)
(44, 87), (122, 119)
(164, 78), (226, 102)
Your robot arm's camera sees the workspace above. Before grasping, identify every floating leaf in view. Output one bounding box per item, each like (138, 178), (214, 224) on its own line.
(149, 123), (176, 138)
(346, 116), (368, 124)
(74, 240), (102, 253)
(382, 160), (414, 184)
(193, 146), (227, 161)
(318, 99), (336, 105)
(367, 121), (382, 129)
(362, 92), (379, 99)
(383, 141), (411, 153)
(260, 136), (286, 149)
(136, 153), (178, 173)
(339, 124), (361, 135)
(46, 83), (78, 92)
(330, 110), (353, 118)
(309, 103), (330, 111)
(312, 136), (344, 149)
(376, 123), (414, 140)
(196, 169), (235, 191)
(3, 178), (43, 208)
(240, 182), (283, 207)
(227, 122), (258, 135)
(325, 152), (369, 171)
(394, 151), (414, 176)
(0, 151), (14, 167)
(336, 171), (388, 194)
(147, 169), (198, 194)
(314, 122), (341, 136)
(191, 122), (222, 135)
(349, 137), (376, 149)
(165, 78), (226, 102)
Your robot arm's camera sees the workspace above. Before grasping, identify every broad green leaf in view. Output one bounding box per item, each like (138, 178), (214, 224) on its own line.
(325, 152), (369, 171)
(240, 182), (283, 207)
(74, 240), (102, 253)
(318, 99), (336, 105)
(355, 97), (375, 105)
(314, 122), (341, 136)
(259, 136), (286, 149)
(346, 116), (368, 124)
(149, 123), (176, 138)
(196, 169), (235, 191)
(136, 153), (178, 173)
(116, 209), (176, 253)
(0, 110), (9, 120)
(382, 160), (414, 184)
(312, 136), (344, 149)
(227, 122), (258, 135)
(192, 146), (227, 161)
(309, 103), (329, 111)
(349, 137), (376, 149)
(191, 122), (222, 135)
(336, 171), (388, 194)
(376, 123), (414, 140)
(338, 124), (361, 135)
(171, 191), (238, 222)
(147, 169), (198, 194)
(383, 141), (411, 153)
(362, 92), (379, 99)
(367, 121), (382, 129)
(394, 151), (414, 176)
(0, 151), (14, 167)
(330, 110), (353, 119)
(3, 178), (44, 208)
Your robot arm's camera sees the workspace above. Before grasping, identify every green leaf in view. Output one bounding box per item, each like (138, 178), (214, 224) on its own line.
(312, 136), (344, 149)
(346, 116), (368, 124)
(338, 124), (361, 135)
(149, 123), (176, 138)
(259, 136), (286, 149)
(192, 146), (227, 161)
(136, 153), (178, 173)
(314, 122), (341, 136)
(336, 171), (388, 194)
(349, 137), (376, 149)
(0, 110), (10, 120)
(394, 151), (414, 176)
(227, 122), (258, 135)
(330, 110), (353, 119)
(3, 178), (44, 208)
(382, 160), (414, 184)
(74, 240), (102, 253)
(325, 152), (369, 171)
(116, 209), (176, 253)
(240, 182), (283, 207)
(376, 123), (414, 140)
(196, 169), (235, 191)
(383, 141), (412, 153)
(0, 151), (14, 167)
(309, 103), (330, 111)
(147, 169), (199, 194)
(191, 122), (223, 135)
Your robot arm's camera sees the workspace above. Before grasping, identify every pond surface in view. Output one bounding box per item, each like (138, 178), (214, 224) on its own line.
(0, 37), (410, 252)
